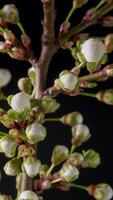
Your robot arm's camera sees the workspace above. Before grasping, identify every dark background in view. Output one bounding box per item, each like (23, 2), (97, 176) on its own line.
(0, 0), (113, 200)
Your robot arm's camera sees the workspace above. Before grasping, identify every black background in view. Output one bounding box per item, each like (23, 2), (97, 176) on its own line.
(0, 0), (113, 200)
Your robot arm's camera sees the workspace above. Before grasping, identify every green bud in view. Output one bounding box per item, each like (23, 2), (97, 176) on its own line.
(2, 4), (19, 24)
(18, 77), (32, 94)
(60, 163), (79, 182)
(67, 152), (84, 166)
(51, 145), (69, 166)
(82, 149), (101, 168)
(25, 122), (47, 144)
(22, 156), (41, 177)
(41, 96), (60, 114)
(60, 112), (83, 126)
(0, 135), (17, 157)
(87, 184), (113, 200)
(71, 124), (91, 147)
(96, 89), (113, 105)
(4, 158), (21, 176)
(28, 67), (35, 85)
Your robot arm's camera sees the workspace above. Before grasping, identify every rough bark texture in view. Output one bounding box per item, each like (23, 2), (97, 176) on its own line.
(21, 0), (56, 192)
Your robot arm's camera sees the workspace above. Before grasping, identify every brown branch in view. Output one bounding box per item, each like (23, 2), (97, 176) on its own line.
(21, 0), (56, 192)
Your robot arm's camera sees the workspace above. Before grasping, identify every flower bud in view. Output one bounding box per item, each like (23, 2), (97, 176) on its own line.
(9, 47), (25, 60)
(28, 67), (35, 85)
(0, 69), (11, 87)
(3, 29), (15, 44)
(21, 34), (31, 49)
(96, 89), (113, 105)
(0, 194), (12, 200)
(11, 92), (31, 113)
(0, 135), (17, 157)
(87, 184), (113, 200)
(41, 96), (60, 113)
(26, 123), (47, 144)
(104, 34), (113, 53)
(39, 164), (49, 176)
(60, 163), (79, 182)
(71, 124), (91, 146)
(18, 77), (32, 94)
(82, 149), (100, 168)
(18, 190), (38, 200)
(60, 112), (83, 126)
(57, 70), (78, 92)
(73, 0), (89, 8)
(0, 114), (15, 128)
(4, 158), (21, 176)
(2, 4), (19, 24)
(41, 180), (51, 190)
(51, 145), (69, 166)
(67, 152), (84, 166)
(100, 16), (113, 27)
(22, 156), (41, 177)
(81, 38), (105, 63)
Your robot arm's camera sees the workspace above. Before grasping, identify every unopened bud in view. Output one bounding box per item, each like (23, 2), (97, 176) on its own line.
(71, 124), (91, 147)
(73, 0), (89, 8)
(4, 158), (21, 176)
(56, 70), (78, 92)
(0, 69), (11, 87)
(0, 135), (17, 157)
(9, 47), (25, 60)
(104, 34), (113, 53)
(26, 123), (47, 144)
(87, 184), (113, 200)
(18, 77), (32, 94)
(100, 16), (113, 27)
(41, 96), (60, 113)
(28, 67), (35, 85)
(2, 4), (19, 24)
(21, 34), (31, 49)
(82, 149), (100, 168)
(59, 21), (70, 35)
(60, 163), (79, 182)
(18, 190), (38, 200)
(60, 112), (83, 126)
(51, 145), (69, 166)
(3, 29), (15, 44)
(67, 152), (84, 166)
(22, 156), (41, 177)
(11, 92), (31, 113)
(41, 180), (51, 190)
(81, 38), (105, 63)
(96, 89), (113, 105)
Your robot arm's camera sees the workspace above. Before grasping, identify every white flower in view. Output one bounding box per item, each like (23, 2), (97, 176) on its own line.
(11, 92), (31, 113)
(4, 158), (21, 176)
(0, 69), (11, 87)
(81, 38), (105, 63)
(59, 72), (78, 91)
(22, 156), (41, 177)
(72, 124), (90, 146)
(26, 122), (47, 144)
(18, 190), (38, 200)
(60, 164), (79, 182)
(0, 136), (17, 157)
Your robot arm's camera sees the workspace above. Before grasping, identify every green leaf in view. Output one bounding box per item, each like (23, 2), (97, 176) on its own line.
(99, 54), (108, 65)
(77, 52), (86, 63)
(7, 109), (19, 120)
(30, 98), (39, 108)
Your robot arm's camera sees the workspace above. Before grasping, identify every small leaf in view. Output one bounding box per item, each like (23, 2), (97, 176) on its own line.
(99, 54), (108, 65)
(7, 109), (19, 120)
(86, 62), (97, 73)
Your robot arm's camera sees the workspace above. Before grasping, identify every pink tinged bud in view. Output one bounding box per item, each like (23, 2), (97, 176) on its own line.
(58, 70), (78, 92)
(18, 190), (38, 200)
(96, 89), (113, 105)
(22, 156), (41, 177)
(88, 184), (113, 200)
(83, 8), (96, 22)
(60, 112), (83, 126)
(100, 16), (113, 27)
(104, 34), (113, 53)
(9, 47), (25, 60)
(2, 4), (19, 24)
(81, 38), (105, 63)
(59, 21), (70, 35)
(60, 163), (79, 182)
(0, 42), (12, 52)
(21, 34), (31, 49)
(73, 0), (88, 8)
(25, 123), (47, 144)
(51, 145), (69, 166)
(67, 152), (84, 166)
(0, 69), (11, 87)
(4, 158), (21, 176)
(18, 77), (32, 94)
(71, 124), (91, 146)
(0, 135), (17, 158)
(11, 92), (31, 113)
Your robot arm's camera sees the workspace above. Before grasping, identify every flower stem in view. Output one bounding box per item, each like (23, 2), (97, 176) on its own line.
(69, 144), (76, 155)
(79, 92), (96, 98)
(70, 183), (87, 190)
(17, 22), (26, 34)
(52, 178), (62, 184)
(95, 0), (106, 11)
(46, 163), (55, 176)
(44, 118), (61, 122)
(65, 5), (76, 22)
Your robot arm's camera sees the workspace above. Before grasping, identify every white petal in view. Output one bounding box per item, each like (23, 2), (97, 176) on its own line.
(0, 69), (11, 87)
